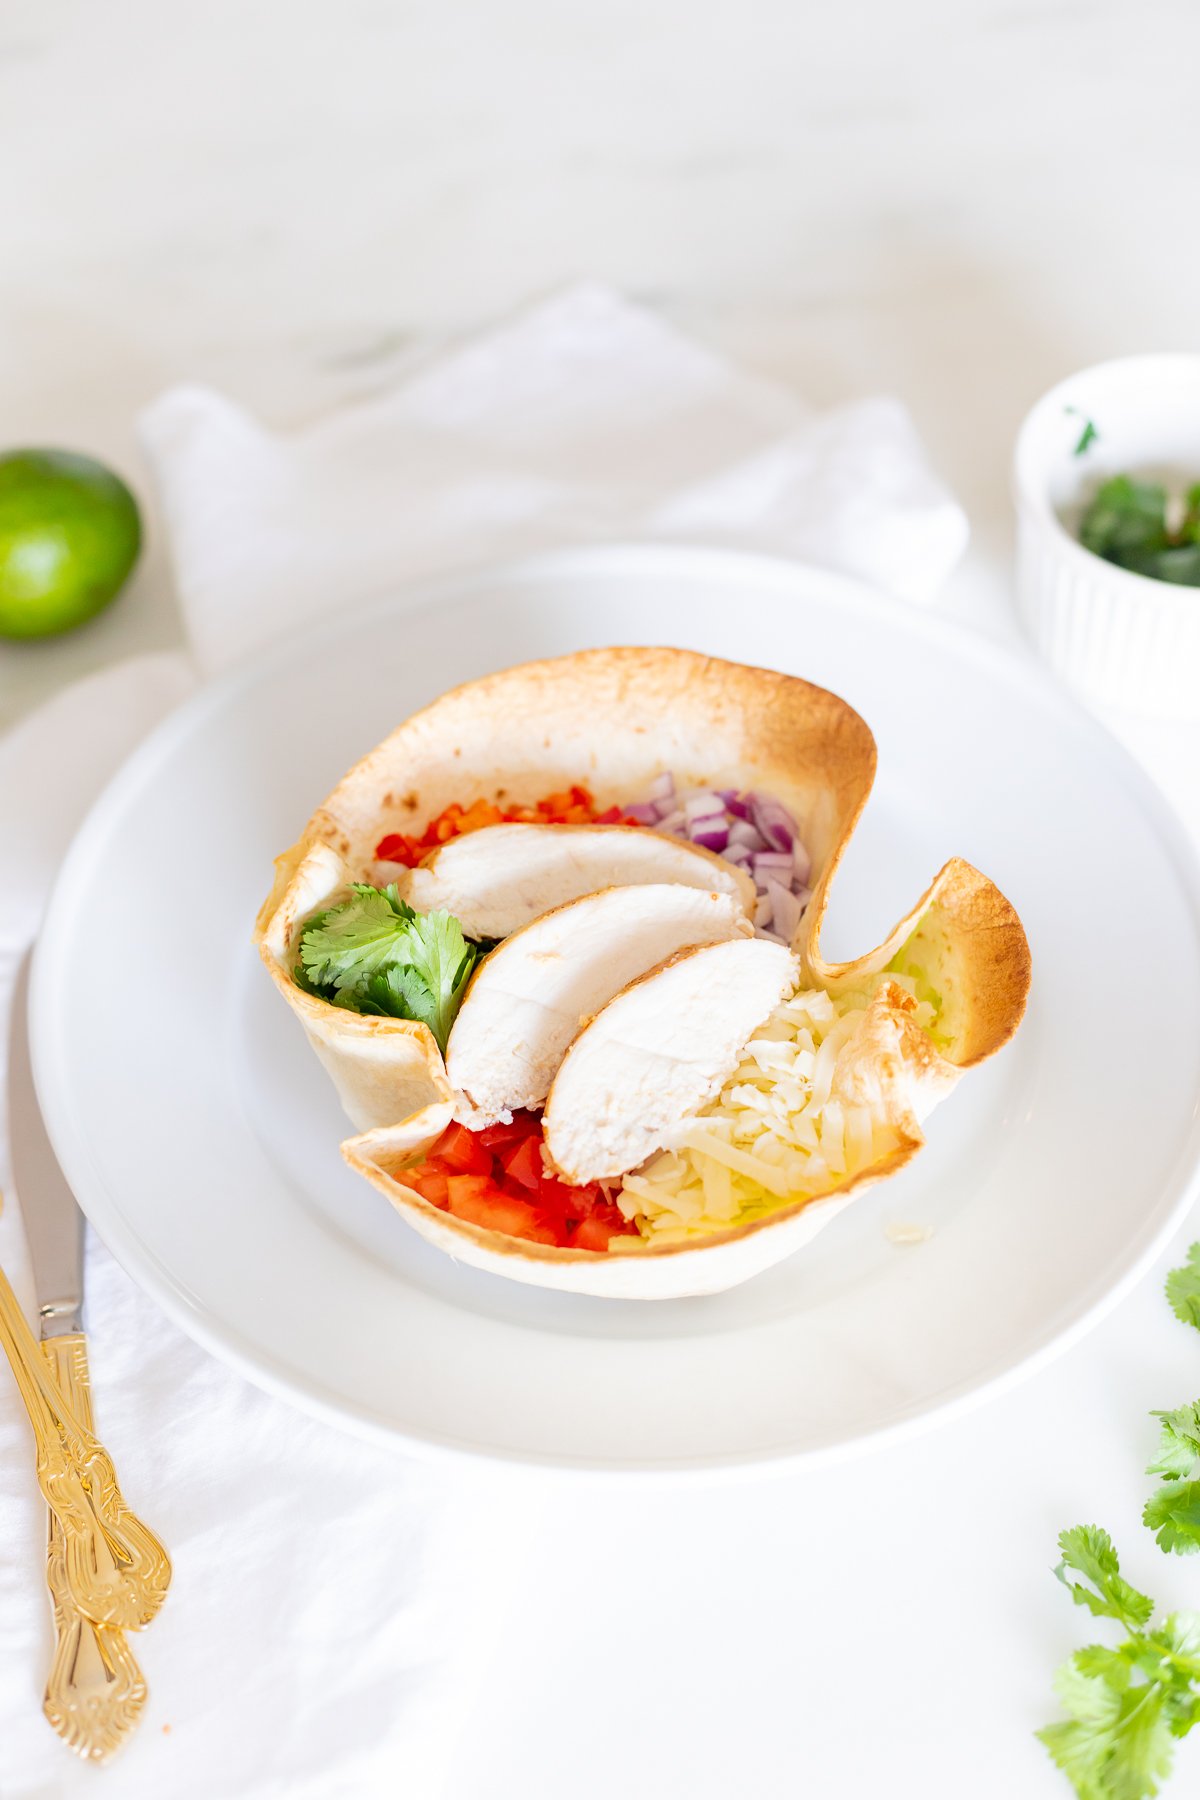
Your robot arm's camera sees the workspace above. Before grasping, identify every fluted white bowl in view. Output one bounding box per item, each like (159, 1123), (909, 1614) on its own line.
(1014, 353), (1200, 718)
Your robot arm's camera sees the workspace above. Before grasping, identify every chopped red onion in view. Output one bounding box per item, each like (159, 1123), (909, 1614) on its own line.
(633, 775), (812, 945)
(750, 850), (794, 878)
(750, 796), (796, 854)
(727, 819), (764, 851)
(766, 879), (804, 945)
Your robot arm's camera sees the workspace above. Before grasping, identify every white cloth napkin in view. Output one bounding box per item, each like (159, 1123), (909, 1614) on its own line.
(141, 282), (966, 677)
(0, 282), (966, 1799)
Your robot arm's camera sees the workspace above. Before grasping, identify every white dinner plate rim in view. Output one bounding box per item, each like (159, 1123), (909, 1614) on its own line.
(28, 542), (1200, 1477)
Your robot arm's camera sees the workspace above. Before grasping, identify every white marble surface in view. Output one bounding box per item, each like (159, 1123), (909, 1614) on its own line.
(3, 2), (1200, 1795)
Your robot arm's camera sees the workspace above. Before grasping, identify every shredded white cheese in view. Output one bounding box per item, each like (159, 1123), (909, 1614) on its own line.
(885, 1221), (934, 1246)
(618, 976), (936, 1244)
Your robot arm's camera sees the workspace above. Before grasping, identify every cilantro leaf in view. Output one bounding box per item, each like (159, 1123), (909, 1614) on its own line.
(1038, 1661), (1123, 1797)
(1152, 1615), (1200, 1686)
(394, 909), (480, 1050)
(1148, 544), (1200, 587)
(1080, 477), (1170, 562)
(1038, 1668), (1174, 1800)
(294, 884), (482, 1052)
(1143, 1483), (1200, 1558)
(298, 884), (417, 993)
(292, 957), (331, 1001)
(1056, 1527), (1155, 1631)
(1147, 1406), (1200, 1481)
(1075, 1644), (1138, 1690)
(1079, 477), (1200, 588)
(355, 964), (432, 1018)
(1108, 1685), (1175, 1800)
(1166, 1247), (1200, 1332)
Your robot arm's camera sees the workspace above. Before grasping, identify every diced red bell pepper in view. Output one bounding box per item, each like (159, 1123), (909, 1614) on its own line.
(373, 779), (653, 865)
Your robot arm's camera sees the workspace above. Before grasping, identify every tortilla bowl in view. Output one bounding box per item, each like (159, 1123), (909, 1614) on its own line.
(256, 646), (1031, 1297)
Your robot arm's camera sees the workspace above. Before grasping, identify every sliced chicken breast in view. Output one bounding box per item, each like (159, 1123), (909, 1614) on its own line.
(544, 938), (797, 1184)
(397, 823), (756, 940)
(446, 884), (751, 1125)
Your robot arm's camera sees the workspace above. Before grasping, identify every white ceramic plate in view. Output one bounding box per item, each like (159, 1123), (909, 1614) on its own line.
(31, 546), (1200, 1473)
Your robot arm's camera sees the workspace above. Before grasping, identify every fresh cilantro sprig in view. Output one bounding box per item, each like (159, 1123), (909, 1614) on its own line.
(1141, 1250), (1200, 1557)
(1037, 1527), (1200, 1799)
(1079, 476), (1200, 588)
(1040, 1247), (1200, 1797)
(295, 883), (481, 1053)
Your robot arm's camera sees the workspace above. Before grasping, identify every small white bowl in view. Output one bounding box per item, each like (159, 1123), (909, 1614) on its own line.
(1014, 353), (1200, 718)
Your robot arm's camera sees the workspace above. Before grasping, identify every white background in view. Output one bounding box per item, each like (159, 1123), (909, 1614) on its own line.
(3, 3), (1200, 1796)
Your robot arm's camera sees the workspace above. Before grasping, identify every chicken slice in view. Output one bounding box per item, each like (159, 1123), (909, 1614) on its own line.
(544, 938), (797, 1184)
(445, 884), (751, 1125)
(397, 823), (755, 940)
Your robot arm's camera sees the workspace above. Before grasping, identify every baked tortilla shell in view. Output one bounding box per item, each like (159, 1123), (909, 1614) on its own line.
(257, 646), (1031, 1294)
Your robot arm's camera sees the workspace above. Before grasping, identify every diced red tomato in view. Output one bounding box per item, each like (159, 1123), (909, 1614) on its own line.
(475, 1118), (528, 1153)
(437, 1122), (492, 1177)
(571, 1214), (621, 1252)
(535, 1172), (581, 1216)
(403, 1109), (639, 1253)
(500, 1135), (544, 1192)
(405, 1166), (449, 1207)
(444, 1172), (495, 1209)
(445, 1179), (559, 1245)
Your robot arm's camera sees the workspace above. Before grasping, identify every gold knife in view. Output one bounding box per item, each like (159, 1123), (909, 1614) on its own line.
(5, 954), (170, 1758)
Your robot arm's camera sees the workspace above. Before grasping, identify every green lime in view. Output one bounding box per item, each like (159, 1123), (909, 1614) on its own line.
(0, 449), (141, 640)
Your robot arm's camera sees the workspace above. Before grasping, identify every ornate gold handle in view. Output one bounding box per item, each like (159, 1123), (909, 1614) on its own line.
(41, 1333), (147, 1760)
(0, 1264), (171, 1632)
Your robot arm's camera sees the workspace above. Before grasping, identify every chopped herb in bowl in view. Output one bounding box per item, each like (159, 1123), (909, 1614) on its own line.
(1078, 475), (1200, 587)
